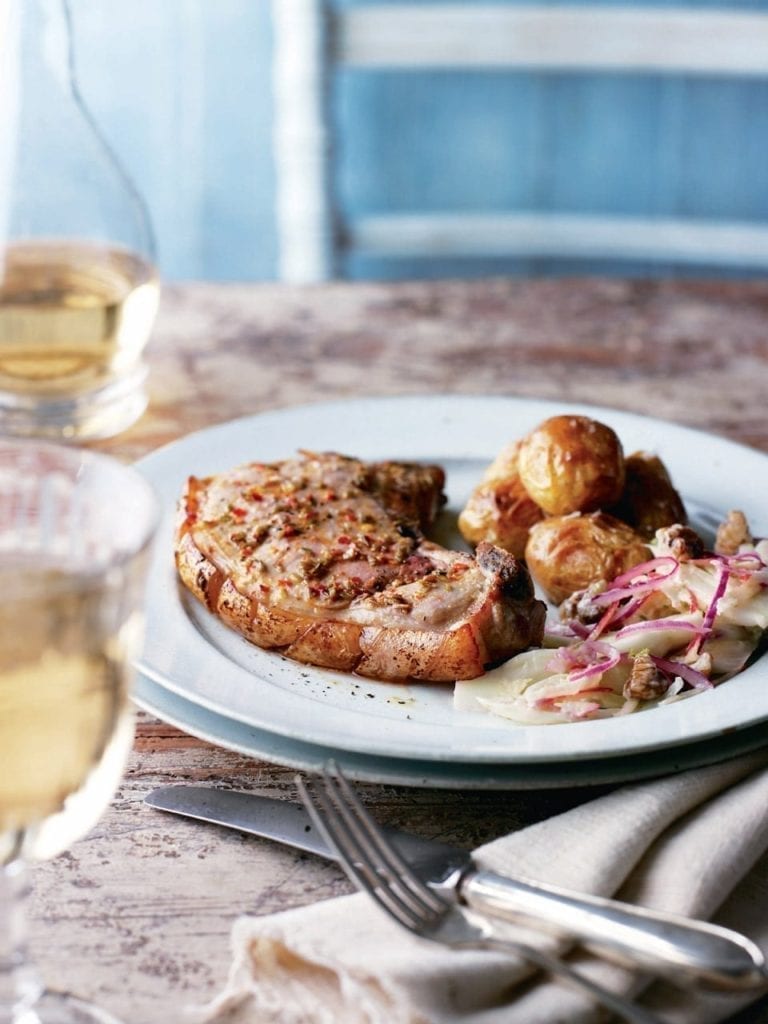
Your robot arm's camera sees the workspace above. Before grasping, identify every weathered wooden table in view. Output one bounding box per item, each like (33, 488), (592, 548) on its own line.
(30, 278), (768, 1022)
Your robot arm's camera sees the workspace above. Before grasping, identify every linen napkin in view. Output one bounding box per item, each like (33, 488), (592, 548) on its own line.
(203, 750), (768, 1024)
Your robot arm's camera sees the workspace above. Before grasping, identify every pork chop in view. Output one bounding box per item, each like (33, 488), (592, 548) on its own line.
(175, 451), (546, 682)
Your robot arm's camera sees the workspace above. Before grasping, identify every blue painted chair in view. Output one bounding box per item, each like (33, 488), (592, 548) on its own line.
(272, 1), (768, 282)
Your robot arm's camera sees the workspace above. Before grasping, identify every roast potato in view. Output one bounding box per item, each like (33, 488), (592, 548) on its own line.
(517, 415), (625, 516)
(611, 451), (686, 539)
(458, 442), (544, 558)
(525, 511), (651, 606)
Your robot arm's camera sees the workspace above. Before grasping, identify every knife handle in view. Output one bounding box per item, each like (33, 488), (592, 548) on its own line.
(460, 869), (767, 991)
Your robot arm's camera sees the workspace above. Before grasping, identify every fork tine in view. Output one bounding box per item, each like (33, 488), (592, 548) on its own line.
(296, 774), (428, 933)
(318, 773), (442, 928)
(301, 776), (430, 932)
(325, 762), (450, 916)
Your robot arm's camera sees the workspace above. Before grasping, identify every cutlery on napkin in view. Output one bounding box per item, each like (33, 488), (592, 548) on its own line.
(197, 750), (768, 1024)
(147, 780), (763, 988)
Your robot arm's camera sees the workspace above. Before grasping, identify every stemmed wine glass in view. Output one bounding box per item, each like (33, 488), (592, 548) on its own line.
(0, 441), (158, 1023)
(0, 0), (159, 441)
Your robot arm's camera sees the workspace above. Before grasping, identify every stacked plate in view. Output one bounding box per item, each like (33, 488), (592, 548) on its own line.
(134, 396), (768, 789)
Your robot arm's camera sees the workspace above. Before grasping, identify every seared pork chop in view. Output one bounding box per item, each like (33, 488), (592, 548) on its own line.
(175, 451), (545, 682)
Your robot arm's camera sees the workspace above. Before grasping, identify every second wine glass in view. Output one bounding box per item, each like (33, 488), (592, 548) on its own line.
(0, 440), (158, 1023)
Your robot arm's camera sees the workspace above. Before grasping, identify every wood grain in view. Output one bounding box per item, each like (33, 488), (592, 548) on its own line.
(30, 278), (768, 1023)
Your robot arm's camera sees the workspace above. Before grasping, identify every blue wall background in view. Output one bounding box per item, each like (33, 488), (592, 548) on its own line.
(71, 0), (768, 282)
(74, 1), (277, 281)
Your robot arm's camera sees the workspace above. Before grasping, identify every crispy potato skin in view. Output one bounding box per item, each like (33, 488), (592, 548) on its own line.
(461, 418), (687, 607)
(525, 512), (651, 605)
(458, 442), (544, 558)
(517, 415), (625, 516)
(611, 451), (687, 539)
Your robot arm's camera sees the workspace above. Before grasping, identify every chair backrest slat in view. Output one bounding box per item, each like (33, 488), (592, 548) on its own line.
(349, 212), (768, 268)
(336, 5), (768, 77)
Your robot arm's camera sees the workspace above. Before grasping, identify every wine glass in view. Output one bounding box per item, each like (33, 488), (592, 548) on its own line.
(0, 0), (159, 441)
(0, 441), (158, 1023)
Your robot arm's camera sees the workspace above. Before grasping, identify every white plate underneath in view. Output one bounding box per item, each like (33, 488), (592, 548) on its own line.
(135, 395), (768, 766)
(133, 671), (768, 790)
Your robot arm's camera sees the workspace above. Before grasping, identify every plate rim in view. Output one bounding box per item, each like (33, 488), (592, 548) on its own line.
(133, 671), (768, 790)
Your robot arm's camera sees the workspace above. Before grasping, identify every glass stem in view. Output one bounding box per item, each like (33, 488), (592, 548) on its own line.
(0, 863), (41, 1024)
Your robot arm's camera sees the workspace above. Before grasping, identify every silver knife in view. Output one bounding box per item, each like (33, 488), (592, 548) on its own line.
(145, 784), (767, 991)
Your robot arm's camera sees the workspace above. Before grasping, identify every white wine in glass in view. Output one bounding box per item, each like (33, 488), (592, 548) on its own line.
(0, 0), (159, 440)
(0, 441), (157, 1024)
(0, 241), (159, 402)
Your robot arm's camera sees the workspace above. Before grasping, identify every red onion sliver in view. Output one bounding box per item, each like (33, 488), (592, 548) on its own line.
(569, 648), (621, 682)
(652, 655), (713, 690)
(535, 686), (613, 709)
(592, 579), (661, 606)
(591, 557), (679, 607)
(615, 618), (705, 639)
(607, 592), (652, 627)
(568, 621), (591, 639)
(723, 551), (766, 570)
(551, 639), (614, 669)
(611, 556), (679, 589)
(701, 562), (730, 635)
(587, 602), (621, 641)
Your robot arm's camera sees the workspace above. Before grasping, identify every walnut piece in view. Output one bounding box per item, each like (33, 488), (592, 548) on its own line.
(655, 524), (705, 561)
(559, 580), (608, 625)
(715, 510), (752, 556)
(623, 651), (670, 701)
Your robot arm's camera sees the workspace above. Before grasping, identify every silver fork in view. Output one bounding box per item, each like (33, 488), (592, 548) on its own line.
(297, 764), (665, 1024)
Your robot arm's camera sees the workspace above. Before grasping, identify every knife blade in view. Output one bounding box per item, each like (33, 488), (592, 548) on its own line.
(145, 783), (470, 881)
(145, 784), (767, 991)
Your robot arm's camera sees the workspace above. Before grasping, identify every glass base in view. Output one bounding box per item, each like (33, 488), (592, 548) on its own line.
(13, 991), (124, 1024)
(0, 364), (148, 442)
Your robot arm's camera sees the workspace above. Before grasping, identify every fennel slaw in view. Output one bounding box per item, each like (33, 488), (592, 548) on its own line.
(456, 533), (768, 725)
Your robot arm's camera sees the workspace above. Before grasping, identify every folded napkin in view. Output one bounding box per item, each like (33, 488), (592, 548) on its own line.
(203, 750), (768, 1024)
